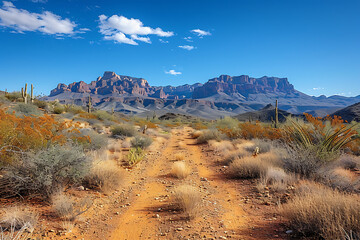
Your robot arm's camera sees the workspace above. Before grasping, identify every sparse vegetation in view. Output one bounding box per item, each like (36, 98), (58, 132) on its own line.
(127, 147), (145, 166)
(52, 193), (92, 222)
(228, 156), (269, 179)
(111, 124), (137, 138)
(196, 129), (225, 144)
(281, 182), (360, 239)
(171, 161), (190, 179)
(84, 160), (124, 193)
(11, 103), (42, 116)
(173, 185), (201, 219)
(2, 144), (91, 198)
(130, 135), (153, 149)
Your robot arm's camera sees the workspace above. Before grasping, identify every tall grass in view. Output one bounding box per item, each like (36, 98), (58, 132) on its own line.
(281, 182), (360, 239)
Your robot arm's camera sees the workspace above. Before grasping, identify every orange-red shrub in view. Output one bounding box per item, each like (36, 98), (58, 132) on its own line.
(0, 109), (89, 164)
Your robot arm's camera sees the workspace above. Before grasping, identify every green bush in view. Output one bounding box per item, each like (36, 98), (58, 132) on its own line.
(111, 124), (137, 138)
(196, 129), (225, 144)
(93, 110), (114, 121)
(127, 147), (145, 166)
(79, 129), (108, 151)
(66, 104), (84, 114)
(5, 91), (22, 102)
(33, 100), (48, 109)
(131, 135), (153, 149)
(53, 105), (65, 114)
(3, 144), (91, 198)
(11, 103), (42, 116)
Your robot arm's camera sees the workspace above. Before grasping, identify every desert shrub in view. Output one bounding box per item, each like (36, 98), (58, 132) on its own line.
(0, 207), (38, 233)
(317, 167), (360, 193)
(4, 91), (22, 102)
(259, 167), (295, 192)
(223, 150), (249, 165)
(173, 185), (201, 219)
(11, 103), (42, 116)
(64, 104), (84, 114)
(130, 136), (153, 149)
(3, 144), (91, 198)
(228, 156), (269, 179)
(33, 100), (48, 109)
(285, 115), (359, 161)
(111, 124), (136, 138)
(127, 147), (145, 166)
(191, 130), (202, 139)
(336, 154), (360, 170)
(77, 129), (108, 151)
(196, 129), (225, 144)
(83, 160), (124, 193)
(281, 183), (360, 239)
(0, 93), (9, 104)
(209, 140), (234, 152)
(243, 138), (273, 154)
(53, 105), (65, 114)
(52, 193), (92, 222)
(282, 144), (325, 178)
(228, 122), (284, 140)
(93, 110), (114, 121)
(171, 161), (190, 179)
(0, 109), (86, 165)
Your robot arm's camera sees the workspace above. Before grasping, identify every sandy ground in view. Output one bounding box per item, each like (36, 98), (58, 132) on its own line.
(78, 127), (287, 240)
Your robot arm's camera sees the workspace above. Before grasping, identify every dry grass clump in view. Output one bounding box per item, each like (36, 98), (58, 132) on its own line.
(111, 124), (136, 138)
(52, 193), (92, 232)
(244, 139), (272, 154)
(228, 156), (269, 179)
(196, 129), (225, 144)
(130, 135), (153, 149)
(174, 153), (185, 161)
(0, 207), (38, 232)
(223, 149), (249, 165)
(52, 193), (92, 222)
(171, 161), (191, 179)
(83, 160), (124, 194)
(336, 154), (360, 170)
(209, 140), (235, 152)
(318, 167), (360, 193)
(191, 130), (202, 139)
(258, 167), (295, 192)
(173, 185), (201, 219)
(281, 182), (360, 239)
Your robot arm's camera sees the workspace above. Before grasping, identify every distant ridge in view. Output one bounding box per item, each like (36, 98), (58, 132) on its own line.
(45, 71), (360, 119)
(331, 102), (360, 122)
(234, 104), (292, 122)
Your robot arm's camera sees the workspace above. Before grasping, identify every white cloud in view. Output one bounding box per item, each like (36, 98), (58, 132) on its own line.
(99, 14), (174, 45)
(184, 36), (193, 42)
(178, 45), (195, 50)
(191, 29), (211, 37)
(159, 39), (168, 43)
(0, 1), (79, 35)
(312, 87), (325, 90)
(165, 69), (182, 75)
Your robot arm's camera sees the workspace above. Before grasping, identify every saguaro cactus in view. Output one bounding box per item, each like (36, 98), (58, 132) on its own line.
(275, 100), (279, 128)
(31, 84), (34, 103)
(87, 95), (92, 113)
(21, 83), (28, 104)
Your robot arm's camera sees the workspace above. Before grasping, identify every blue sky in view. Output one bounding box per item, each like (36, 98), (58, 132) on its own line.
(0, 0), (359, 97)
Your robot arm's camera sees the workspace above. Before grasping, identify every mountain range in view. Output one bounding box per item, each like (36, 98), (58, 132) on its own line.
(45, 71), (360, 119)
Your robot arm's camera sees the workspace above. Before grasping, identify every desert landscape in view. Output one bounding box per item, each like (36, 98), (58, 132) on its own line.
(1, 0), (360, 239)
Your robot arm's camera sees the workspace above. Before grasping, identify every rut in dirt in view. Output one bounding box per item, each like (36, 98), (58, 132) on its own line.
(109, 128), (250, 240)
